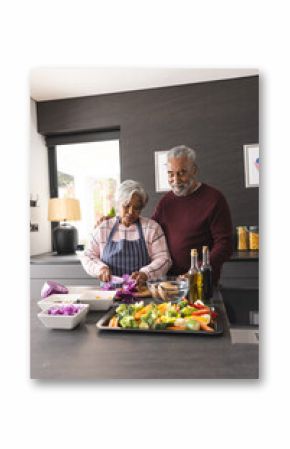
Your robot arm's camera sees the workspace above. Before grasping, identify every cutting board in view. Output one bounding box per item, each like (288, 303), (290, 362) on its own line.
(133, 287), (151, 298)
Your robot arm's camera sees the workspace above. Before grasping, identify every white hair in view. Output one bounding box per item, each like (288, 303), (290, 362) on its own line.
(167, 145), (197, 165)
(117, 180), (148, 208)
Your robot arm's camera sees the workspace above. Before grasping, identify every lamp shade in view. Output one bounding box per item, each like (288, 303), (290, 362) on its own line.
(48, 198), (81, 222)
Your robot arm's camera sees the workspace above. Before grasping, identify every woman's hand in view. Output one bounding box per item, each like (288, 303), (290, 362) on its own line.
(99, 266), (112, 282)
(95, 216), (110, 227)
(131, 271), (148, 286)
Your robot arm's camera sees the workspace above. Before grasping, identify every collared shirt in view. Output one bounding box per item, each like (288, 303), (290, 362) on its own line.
(81, 216), (172, 280)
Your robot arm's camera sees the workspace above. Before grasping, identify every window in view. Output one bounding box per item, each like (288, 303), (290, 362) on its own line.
(55, 139), (120, 245)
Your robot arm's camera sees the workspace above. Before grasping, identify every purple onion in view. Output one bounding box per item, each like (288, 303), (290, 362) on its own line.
(41, 281), (68, 298)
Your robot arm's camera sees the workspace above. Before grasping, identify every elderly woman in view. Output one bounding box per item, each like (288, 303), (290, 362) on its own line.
(81, 180), (172, 285)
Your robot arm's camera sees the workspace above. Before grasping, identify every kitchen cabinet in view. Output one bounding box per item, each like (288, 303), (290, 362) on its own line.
(220, 251), (259, 326)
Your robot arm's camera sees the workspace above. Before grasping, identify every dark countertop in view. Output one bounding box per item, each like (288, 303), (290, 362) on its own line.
(30, 250), (259, 265)
(30, 292), (259, 380)
(30, 251), (84, 265)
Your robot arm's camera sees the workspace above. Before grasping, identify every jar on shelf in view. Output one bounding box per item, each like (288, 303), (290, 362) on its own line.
(236, 226), (249, 250)
(249, 226), (259, 250)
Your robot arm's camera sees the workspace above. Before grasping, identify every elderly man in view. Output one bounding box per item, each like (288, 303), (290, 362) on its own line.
(152, 145), (233, 285)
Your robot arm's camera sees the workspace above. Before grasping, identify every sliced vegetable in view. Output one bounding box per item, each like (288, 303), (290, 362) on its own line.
(191, 307), (211, 316)
(199, 322), (214, 332)
(106, 299), (218, 332)
(139, 321), (149, 329)
(181, 306), (197, 317)
(108, 316), (119, 328)
(174, 317), (186, 327)
(119, 315), (138, 328)
(185, 319), (201, 331)
(193, 300), (206, 309)
(160, 315), (176, 325)
(196, 314), (211, 325)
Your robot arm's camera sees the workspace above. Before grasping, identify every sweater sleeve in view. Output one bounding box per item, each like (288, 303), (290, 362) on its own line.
(80, 228), (108, 277)
(139, 221), (172, 280)
(209, 194), (233, 284)
(151, 198), (162, 224)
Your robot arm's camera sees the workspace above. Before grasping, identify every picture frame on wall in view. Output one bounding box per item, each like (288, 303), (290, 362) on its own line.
(154, 150), (170, 192)
(243, 143), (259, 188)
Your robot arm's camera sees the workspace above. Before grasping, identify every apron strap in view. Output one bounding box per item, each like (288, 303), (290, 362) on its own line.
(106, 217), (121, 243)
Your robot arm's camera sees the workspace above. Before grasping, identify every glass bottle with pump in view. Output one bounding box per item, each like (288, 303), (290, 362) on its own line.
(188, 249), (199, 304)
(200, 246), (213, 301)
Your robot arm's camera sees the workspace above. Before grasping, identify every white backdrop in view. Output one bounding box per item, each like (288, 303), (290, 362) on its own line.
(1, 1), (288, 448)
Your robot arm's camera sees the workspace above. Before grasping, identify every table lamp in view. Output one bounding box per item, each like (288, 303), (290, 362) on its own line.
(48, 198), (81, 254)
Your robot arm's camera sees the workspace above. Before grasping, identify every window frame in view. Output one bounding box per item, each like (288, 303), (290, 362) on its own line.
(46, 129), (120, 249)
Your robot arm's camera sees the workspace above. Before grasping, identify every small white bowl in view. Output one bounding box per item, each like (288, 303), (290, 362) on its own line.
(37, 294), (80, 311)
(38, 304), (89, 330)
(78, 289), (116, 311)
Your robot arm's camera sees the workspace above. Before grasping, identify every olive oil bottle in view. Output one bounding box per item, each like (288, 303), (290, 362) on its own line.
(188, 249), (199, 304)
(201, 246), (213, 301)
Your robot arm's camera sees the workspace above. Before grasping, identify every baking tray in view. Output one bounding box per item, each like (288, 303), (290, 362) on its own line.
(96, 305), (224, 336)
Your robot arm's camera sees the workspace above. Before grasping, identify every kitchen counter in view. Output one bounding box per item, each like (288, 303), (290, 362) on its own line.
(30, 252), (84, 264)
(30, 292), (259, 380)
(30, 250), (259, 265)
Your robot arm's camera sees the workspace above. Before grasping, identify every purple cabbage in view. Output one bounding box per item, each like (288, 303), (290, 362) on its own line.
(101, 275), (125, 290)
(113, 275), (138, 303)
(101, 282), (113, 291)
(100, 274), (139, 303)
(41, 280), (68, 298)
(47, 304), (83, 316)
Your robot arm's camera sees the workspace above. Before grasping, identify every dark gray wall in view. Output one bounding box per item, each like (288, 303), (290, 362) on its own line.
(37, 75), (259, 227)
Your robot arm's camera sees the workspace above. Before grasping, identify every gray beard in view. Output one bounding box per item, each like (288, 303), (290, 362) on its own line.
(172, 186), (189, 196)
(171, 180), (195, 197)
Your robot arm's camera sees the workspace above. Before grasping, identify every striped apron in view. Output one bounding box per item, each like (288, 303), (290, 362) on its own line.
(101, 217), (151, 277)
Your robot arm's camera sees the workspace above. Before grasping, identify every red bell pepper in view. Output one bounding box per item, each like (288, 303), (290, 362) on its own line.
(193, 301), (205, 309)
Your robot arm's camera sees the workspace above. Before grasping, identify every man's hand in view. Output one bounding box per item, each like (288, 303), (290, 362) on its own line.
(95, 216), (110, 227)
(99, 266), (112, 282)
(131, 271), (148, 286)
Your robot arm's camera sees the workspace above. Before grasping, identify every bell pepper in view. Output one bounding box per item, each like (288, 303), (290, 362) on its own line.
(191, 307), (210, 316)
(193, 300), (206, 309)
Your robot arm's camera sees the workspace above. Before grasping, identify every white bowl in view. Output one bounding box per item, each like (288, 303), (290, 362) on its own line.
(37, 293), (80, 311)
(38, 304), (89, 330)
(67, 285), (99, 294)
(78, 289), (116, 311)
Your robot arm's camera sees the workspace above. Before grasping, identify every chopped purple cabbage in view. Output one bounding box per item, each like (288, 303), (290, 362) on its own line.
(47, 304), (83, 316)
(101, 274), (138, 303)
(115, 276), (138, 303)
(101, 282), (112, 291)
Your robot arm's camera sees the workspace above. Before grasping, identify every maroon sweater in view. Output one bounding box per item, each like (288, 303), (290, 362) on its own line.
(152, 183), (233, 285)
